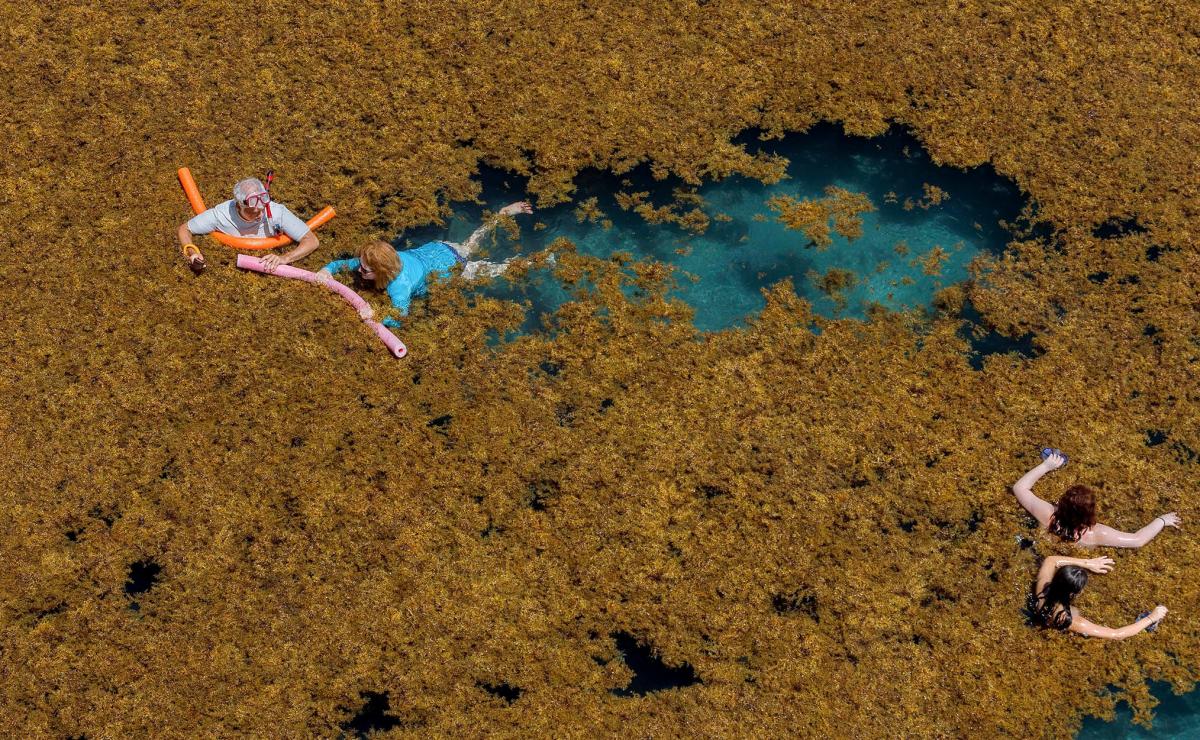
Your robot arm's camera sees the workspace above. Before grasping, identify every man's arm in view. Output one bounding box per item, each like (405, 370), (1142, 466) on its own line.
(261, 231), (318, 271)
(177, 222), (196, 249)
(261, 207), (318, 269)
(177, 212), (218, 270)
(178, 207), (220, 247)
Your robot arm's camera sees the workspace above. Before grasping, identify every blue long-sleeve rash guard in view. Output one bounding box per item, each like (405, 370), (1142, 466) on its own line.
(322, 242), (460, 328)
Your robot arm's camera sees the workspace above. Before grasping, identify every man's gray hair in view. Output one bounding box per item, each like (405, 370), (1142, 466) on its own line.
(233, 178), (267, 204)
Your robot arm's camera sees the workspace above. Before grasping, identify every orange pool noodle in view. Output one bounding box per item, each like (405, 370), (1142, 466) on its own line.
(177, 167), (335, 250)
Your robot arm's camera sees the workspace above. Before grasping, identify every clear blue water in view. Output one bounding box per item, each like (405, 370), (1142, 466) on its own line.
(396, 123), (1195, 735)
(400, 123), (1027, 331)
(1078, 682), (1200, 739)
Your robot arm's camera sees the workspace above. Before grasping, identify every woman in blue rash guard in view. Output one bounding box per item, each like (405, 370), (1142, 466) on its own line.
(315, 201), (533, 327)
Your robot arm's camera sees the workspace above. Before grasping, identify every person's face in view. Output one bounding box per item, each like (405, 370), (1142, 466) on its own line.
(358, 261), (376, 281)
(236, 191), (269, 221)
(237, 201), (264, 221)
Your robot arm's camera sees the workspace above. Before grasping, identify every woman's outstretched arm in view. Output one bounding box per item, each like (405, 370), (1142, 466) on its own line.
(1068, 606), (1168, 640)
(1034, 555), (1113, 593)
(1013, 453), (1064, 527)
(1080, 513), (1182, 548)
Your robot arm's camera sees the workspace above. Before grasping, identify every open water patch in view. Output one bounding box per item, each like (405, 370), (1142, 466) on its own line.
(1078, 681), (1200, 739)
(958, 300), (1043, 370)
(340, 691), (402, 736)
(124, 558), (161, 612)
(397, 123), (1030, 332)
(609, 632), (700, 696)
(478, 681), (523, 704)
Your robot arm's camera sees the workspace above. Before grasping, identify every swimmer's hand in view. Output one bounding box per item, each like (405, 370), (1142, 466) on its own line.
(314, 269), (333, 286)
(357, 305), (375, 321)
(260, 253), (287, 272)
(1082, 556), (1114, 574)
(1043, 452), (1066, 470)
(1158, 512), (1182, 528)
(499, 201), (533, 217)
(1149, 605), (1168, 622)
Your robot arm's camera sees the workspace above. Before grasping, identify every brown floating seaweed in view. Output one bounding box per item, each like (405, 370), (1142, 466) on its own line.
(769, 186), (875, 249)
(1, 0), (1199, 738)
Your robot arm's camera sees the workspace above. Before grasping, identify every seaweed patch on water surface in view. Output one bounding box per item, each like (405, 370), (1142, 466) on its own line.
(1, 0), (1199, 738)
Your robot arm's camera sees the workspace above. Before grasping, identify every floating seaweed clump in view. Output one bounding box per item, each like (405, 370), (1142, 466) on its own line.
(768, 186), (875, 248)
(1, 0), (1199, 738)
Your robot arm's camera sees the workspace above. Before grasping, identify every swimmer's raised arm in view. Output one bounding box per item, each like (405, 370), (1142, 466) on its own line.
(1068, 606), (1168, 640)
(1013, 453), (1063, 527)
(1079, 513), (1182, 548)
(1035, 555), (1113, 593)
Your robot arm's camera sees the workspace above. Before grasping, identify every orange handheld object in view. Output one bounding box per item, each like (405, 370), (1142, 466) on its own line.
(177, 167), (335, 251)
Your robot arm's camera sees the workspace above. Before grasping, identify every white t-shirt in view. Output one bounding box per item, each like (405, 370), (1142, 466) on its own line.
(186, 199), (311, 240)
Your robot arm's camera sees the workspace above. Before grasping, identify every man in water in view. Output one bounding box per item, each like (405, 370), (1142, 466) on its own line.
(176, 177), (319, 272)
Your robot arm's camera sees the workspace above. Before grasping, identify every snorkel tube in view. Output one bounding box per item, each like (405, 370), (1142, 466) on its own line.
(236, 255), (407, 359)
(261, 169), (279, 232)
(178, 167), (335, 250)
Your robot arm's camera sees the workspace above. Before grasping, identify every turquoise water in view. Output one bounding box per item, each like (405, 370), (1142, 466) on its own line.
(397, 124), (1194, 735)
(403, 123), (1027, 331)
(1078, 682), (1200, 739)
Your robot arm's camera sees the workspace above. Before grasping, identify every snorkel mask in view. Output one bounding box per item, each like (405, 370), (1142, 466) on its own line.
(241, 190), (271, 214)
(238, 171), (279, 234)
(240, 170), (274, 218)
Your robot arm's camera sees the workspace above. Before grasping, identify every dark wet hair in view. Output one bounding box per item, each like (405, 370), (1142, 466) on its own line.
(1049, 485), (1096, 542)
(1030, 565), (1087, 630)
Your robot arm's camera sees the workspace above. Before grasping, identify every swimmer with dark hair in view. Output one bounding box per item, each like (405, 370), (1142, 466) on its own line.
(1030, 555), (1167, 638)
(1012, 450), (1180, 547)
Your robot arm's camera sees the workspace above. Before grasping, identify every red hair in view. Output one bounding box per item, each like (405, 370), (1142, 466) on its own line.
(1049, 485), (1096, 542)
(357, 240), (402, 289)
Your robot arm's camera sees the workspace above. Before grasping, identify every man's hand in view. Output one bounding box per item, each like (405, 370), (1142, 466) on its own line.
(260, 253), (287, 272)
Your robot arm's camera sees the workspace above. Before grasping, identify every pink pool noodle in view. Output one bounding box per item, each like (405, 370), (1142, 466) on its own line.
(236, 255), (407, 358)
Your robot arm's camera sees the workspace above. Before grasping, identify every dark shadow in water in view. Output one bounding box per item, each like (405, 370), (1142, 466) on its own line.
(478, 681), (524, 704)
(1092, 216), (1148, 240)
(772, 591), (819, 621)
(610, 632), (701, 696)
(125, 559), (161, 612)
(340, 691), (402, 737)
(1145, 244), (1177, 262)
(958, 300), (1043, 370)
